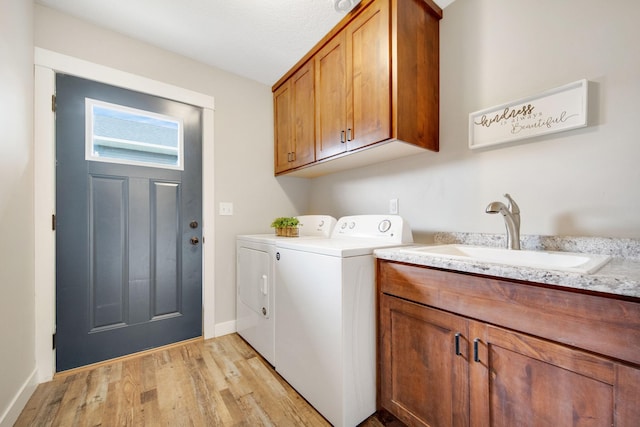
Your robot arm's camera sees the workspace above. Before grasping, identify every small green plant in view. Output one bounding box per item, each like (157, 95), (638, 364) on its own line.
(270, 217), (300, 228)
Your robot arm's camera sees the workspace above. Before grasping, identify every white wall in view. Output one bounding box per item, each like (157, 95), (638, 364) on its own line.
(0, 0), (37, 424)
(310, 0), (640, 241)
(33, 5), (311, 327)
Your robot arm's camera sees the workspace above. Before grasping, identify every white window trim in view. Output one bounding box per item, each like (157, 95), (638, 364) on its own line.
(34, 47), (216, 383)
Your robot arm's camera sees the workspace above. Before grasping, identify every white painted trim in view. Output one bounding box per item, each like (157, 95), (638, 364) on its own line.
(214, 320), (237, 337)
(0, 368), (38, 427)
(202, 108), (216, 339)
(34, 48), (216, 381)
(35, 48), (215, 109)
(34, 65), (57, 383)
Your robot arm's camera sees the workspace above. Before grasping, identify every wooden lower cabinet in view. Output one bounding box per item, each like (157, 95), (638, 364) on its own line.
(377, 260), (640, 427)
(380, 295), (469, 427)
(470, 323), (622, 427)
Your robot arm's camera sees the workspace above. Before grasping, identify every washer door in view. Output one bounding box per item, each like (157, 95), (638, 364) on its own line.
(237, 246), (270, 318)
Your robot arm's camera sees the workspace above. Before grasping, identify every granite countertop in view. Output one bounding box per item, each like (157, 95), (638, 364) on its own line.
(374, 232), (640, 299)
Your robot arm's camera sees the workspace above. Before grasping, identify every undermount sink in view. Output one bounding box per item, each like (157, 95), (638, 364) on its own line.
(401, 244), (611, 274)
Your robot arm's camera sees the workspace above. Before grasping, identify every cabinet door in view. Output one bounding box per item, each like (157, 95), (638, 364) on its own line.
(380, 294), (469, 427)
(290, 61), (315, 169)
(470, 323), (619, 427)
(274, 82), (293, 173)
(274, 63), (315, 174)
(347, 0), (391, 151)
(315, 32), (347, 161)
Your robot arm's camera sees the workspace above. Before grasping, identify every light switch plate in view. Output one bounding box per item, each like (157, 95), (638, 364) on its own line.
(219, 202), (233, 216)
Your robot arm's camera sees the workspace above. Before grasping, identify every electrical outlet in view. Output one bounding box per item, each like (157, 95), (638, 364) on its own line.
(219, 202), (233, 216)
(389, 198), (399, 214)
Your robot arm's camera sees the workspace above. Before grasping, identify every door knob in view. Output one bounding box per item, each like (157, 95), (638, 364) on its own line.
(190, 236), (199, 245)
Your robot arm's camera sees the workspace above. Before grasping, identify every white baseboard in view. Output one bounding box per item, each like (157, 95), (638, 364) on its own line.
(0, 368), (38, 427)
(214, 320), (237, 337)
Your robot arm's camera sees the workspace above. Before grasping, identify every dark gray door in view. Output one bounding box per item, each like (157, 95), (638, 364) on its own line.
(55, 74), (203, 371)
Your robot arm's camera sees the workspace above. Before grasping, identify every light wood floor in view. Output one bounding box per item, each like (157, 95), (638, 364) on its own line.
(15, 334), (388, 426)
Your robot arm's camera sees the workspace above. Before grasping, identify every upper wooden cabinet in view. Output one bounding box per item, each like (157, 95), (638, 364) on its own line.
(273, 61), (316, 174)
(314, 31), (348, 161)
(316, 0), (391, 160)
(273, 0), (442, 177)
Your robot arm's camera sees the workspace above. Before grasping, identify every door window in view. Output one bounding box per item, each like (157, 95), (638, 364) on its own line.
(85, 98), (183, 170)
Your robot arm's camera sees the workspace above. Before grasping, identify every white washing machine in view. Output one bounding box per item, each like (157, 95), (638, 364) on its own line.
(236, 215), (337, 365)
(274, 215), (413, 427)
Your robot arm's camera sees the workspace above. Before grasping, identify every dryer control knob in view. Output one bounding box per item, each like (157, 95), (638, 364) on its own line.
(378, 219), (392, 233)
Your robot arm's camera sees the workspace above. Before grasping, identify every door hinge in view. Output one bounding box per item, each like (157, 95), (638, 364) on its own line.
(51, 94), (56, 112)
(52, 332), (56, 350)
(52, 214), (56, 231)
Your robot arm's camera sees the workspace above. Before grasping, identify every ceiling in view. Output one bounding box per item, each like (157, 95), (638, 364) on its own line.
(36, 0), (453, 86)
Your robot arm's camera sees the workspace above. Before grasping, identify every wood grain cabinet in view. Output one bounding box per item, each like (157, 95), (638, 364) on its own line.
(315, 0), (390, 160)
(377, 260), (640, 427)
(273, 61), (316, 174)
(272, 0), (442, 176)
(380, 295), (470, 426)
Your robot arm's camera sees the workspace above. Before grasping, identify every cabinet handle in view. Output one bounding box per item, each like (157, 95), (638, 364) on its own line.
(454, 333), (462, 356)
(473, 338), (480, 362)
(291, 152), (296, 162)
(340, 130), (346, 143)
(347, 128), (352, 141)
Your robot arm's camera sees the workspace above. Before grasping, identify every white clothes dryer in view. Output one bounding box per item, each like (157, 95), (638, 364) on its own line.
(274, 215), (413, 427)
(236, 215), (336, 365)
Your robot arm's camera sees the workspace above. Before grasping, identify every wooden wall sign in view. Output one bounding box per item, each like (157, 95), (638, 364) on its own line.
(469, 79), (588, 149)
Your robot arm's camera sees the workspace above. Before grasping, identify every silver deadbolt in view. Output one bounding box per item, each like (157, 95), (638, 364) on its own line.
(189, 220), (199, 229)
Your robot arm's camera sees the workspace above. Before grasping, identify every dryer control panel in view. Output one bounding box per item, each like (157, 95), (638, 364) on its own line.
(332, 215), (413, 243)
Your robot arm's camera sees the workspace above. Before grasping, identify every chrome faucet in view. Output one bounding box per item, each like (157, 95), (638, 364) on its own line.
(486, 193), (521, 250)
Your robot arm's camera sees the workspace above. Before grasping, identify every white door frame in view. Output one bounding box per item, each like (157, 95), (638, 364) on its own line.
(34, 47), (216, 382)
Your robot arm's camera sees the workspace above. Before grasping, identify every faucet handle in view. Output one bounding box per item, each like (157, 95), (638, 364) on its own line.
(503, 193), (520, 214)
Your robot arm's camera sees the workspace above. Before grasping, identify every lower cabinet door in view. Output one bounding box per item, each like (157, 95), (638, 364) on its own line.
(379, 294), (469, 427)
(470, 323), (621, 427)
(380, 291), (640, 427)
